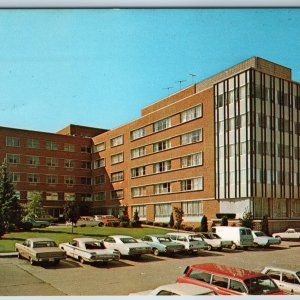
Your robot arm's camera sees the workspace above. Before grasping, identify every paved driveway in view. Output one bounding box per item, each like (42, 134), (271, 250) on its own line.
(1, 243), (300, 296)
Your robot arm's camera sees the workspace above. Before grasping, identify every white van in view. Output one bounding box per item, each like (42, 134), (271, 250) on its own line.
(211, 226), (254, 250)
(166, 232), (208, 254)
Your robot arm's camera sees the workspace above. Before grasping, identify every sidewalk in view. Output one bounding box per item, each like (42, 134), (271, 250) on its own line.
(0, 252), (18, 257)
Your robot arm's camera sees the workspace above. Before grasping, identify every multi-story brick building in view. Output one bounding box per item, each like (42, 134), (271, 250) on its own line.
(1, 56), (300, 232)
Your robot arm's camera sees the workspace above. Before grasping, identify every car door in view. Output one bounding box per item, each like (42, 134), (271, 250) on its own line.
(281, 271), (300, 293)
(70, 240), (79, 258)
(20, 240), (29, 258)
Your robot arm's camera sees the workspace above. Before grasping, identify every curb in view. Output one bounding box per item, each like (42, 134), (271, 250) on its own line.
(0, 252), (18, 258)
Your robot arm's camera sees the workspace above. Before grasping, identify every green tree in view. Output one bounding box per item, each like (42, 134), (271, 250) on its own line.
(200, 215), (208, 232)
(25, 191), (44, 219)
(63, 201), (80, 233)
(0, 161), (23, 232)
(0, 209), (5, 239)
(239, 210), (253, 229)
(169, 212), (174, 228)
(221, 216), (228, 226)
(131, 210), (141, 228)
(261, 214), (269, 235)
(173, 207), (184, 230)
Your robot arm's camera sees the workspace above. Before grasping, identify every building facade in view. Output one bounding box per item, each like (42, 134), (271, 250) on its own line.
(1, 57), (300, 231)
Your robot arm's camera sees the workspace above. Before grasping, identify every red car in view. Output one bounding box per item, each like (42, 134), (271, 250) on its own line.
(177, 263), (286, 295)
(94, 215), (120, 226)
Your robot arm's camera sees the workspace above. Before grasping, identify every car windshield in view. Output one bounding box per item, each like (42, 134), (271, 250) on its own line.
(244, 276), (280, 295)
(192, 234), (204, 240)
(158, 237), (172, 242)
(202, 233), (212, 239)
(188, 236), (197, 241)
(120, 238), (137, 244)
(211, 233), (221, 239)
(296, 271), (300, 278)
(33, 241), (57, 248)
(85, 242), (105, 250)
(255, 231), (267, 237)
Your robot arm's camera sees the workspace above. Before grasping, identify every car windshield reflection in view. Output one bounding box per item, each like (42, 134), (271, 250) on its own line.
(33, 241), (57, 248)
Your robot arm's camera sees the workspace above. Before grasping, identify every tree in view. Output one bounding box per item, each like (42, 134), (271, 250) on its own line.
(221, 216), (228, 226)
(169, 212), (174, 228)
(0, 209), (5, 239)
(131, 210), (141, 228)
(200, 215), (208, 232)
(0, 161), (23, 232)
(63, 202), (80, 233)
(239, 210), (253, 229)
(173, 207), (184, 230)
(261, 214), (269, 235)
(25, 191), (44, 219)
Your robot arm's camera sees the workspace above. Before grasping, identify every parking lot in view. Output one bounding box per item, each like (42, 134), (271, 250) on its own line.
(1, 242), (300, 296)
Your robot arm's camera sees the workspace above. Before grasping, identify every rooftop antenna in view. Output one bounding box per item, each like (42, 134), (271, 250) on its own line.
(163, 86), (174, 94)
(175, 80), (187, 90)
(189, 73), (197, 83)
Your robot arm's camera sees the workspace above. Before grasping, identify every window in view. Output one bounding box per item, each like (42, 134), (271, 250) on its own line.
(6, 136), (20, 147)
(26, 139), (39, 149)
(132, 205), (146, 218)
(64, 159), (75, 168)
(81, 194), (92, 201)
(94, 192), (105, 201)
(153, 139), (171, 152)
(94, 158), (105, 168)
(28, 174), (39, 183)
(93, 142), (105, 152)
(155, 203), (171, 217)
(11, 173), (20, 182)
(154, 182), (171, 194)
(94, 175), (105, 184)
(80, 177), (91, 185)
(80, 161), (91, 169)
(110, 135), (123, 147)
(131, 146), (145, 158)
(46, 141), (58, 150)
(188, 270), (211, 283)
(131, 127), (145, 140)
(282, 272), (299, 284)
(111, 152), (124, 165)
(182, 201), (203, 216)
(46, 157), (58, 167)
(46, 192), (58, 201)
(111, 189), (124, 200)
(181, 177), (203, 191)
(64, 143), (75, 152)
(211, 275), (229, 288)
(181, 153), (203, 168)
(229, 280), (247, 293)
(131, 186), (146, 197)
(131, 166), (146, 178)
(47, 175), (57, 184)
(181, 129), (202, 145)
(27, 156), (39, 166)
(153, 160), (171, 173)
(111, 171), (124, 182)
(65, 176), (75, 185)
(6, 154), (20, 164)
(153, 117), (171, 132)
(181, 105), (202, 123)
(64, 192), (75, 201)
(81, 145), (91, 153)
(266, 270), (281, 281)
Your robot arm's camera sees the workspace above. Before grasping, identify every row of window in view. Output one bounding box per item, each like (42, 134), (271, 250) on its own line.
(6, 137), (91, 153)
(131, 177), (203, 197)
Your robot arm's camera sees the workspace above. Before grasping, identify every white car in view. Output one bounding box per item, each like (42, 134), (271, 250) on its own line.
(262, 266), (300, 294)
(59, 238), (120, 264)
(129, 283), (216, 296)
(193, 232), (233, 251)
(102, 235), (152, 257)
(272, 228), (300, 240)
(252, 231), (281, 247)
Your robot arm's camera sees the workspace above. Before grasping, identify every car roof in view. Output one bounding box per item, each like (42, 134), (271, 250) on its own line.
(153, 283), (214, 295)
(189, 263), (264, 280)
(145, 234), (169, 238)
(73, 238), (100, 242)
(27, 238), (55, 242)
(263, 266), (300, 273)
(167, 232), (194, 236)
(108, 235), (134, 238)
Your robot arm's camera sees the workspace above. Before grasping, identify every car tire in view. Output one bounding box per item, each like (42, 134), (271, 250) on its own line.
(243, 246), (249, 250)
(207, 245), (212, 251)
(79, 257), (85, 264)
(53, 260), (60, 266)
(217, 247), (223, 251)
(134, 254), (141, 259)
(98, 222), (104, 227)
(29, 257), (35, 265)
(231, 243), (237, 250)
(275, 235), (281, 239)
(17, 251), (22, 259)
(153, 248), (159, 256)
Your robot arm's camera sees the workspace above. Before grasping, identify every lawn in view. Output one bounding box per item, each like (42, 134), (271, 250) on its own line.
(0, 225), (173, 252)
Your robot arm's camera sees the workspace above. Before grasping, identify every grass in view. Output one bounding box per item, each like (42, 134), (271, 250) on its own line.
(0, 226), (172, 252)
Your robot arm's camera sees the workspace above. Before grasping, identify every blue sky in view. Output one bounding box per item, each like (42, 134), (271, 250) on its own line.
(0, 9), (300, 132)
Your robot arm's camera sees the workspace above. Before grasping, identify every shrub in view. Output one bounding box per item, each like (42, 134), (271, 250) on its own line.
(193, 226), (200, 232)
(79, 224), (86, 227)
(153, 222), (160, 226)
(162, 223), (168, 228)
(173, 207), (184, 229)
(221, 216), (228, 226)
(146, 221), (153, 225)
(19, 221), (33, 231)
(169, 213), (174, 228)
(119, 215), (130, 223)
(261, 215), (269, 235)
(180, 224), (186, 230)
(130, 220), (141, 228)
(185, 226), (193, 231)
(200, 215), (208, 232)
(239, 210), (253, 229)
(120, 221), (129, 228)
(106, 221), (120, 227)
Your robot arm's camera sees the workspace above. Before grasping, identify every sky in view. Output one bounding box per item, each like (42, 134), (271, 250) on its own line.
(0, 8), (300, 133)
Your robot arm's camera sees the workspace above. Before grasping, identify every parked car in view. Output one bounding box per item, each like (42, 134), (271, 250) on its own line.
(192, 232), (233, 251)
(66, 216), (101, 227)
(129, 283), (217, 296)
(35, 214), (59, 223)
(166, 232), (208, 254)
(25, 218), (50, 228)
(211, 226), (254, 250)
(272, 228), (300, 240)
(139, 234), (185, 256)
(102, 235), (151, 258)
(176, 263), (285, 295)
(252, 231), (281, 247)
(261, 266), (300, 294)
(59, 237), (120, 264)
(15, 238), (66, 265)
(94, 215), (120, 226)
